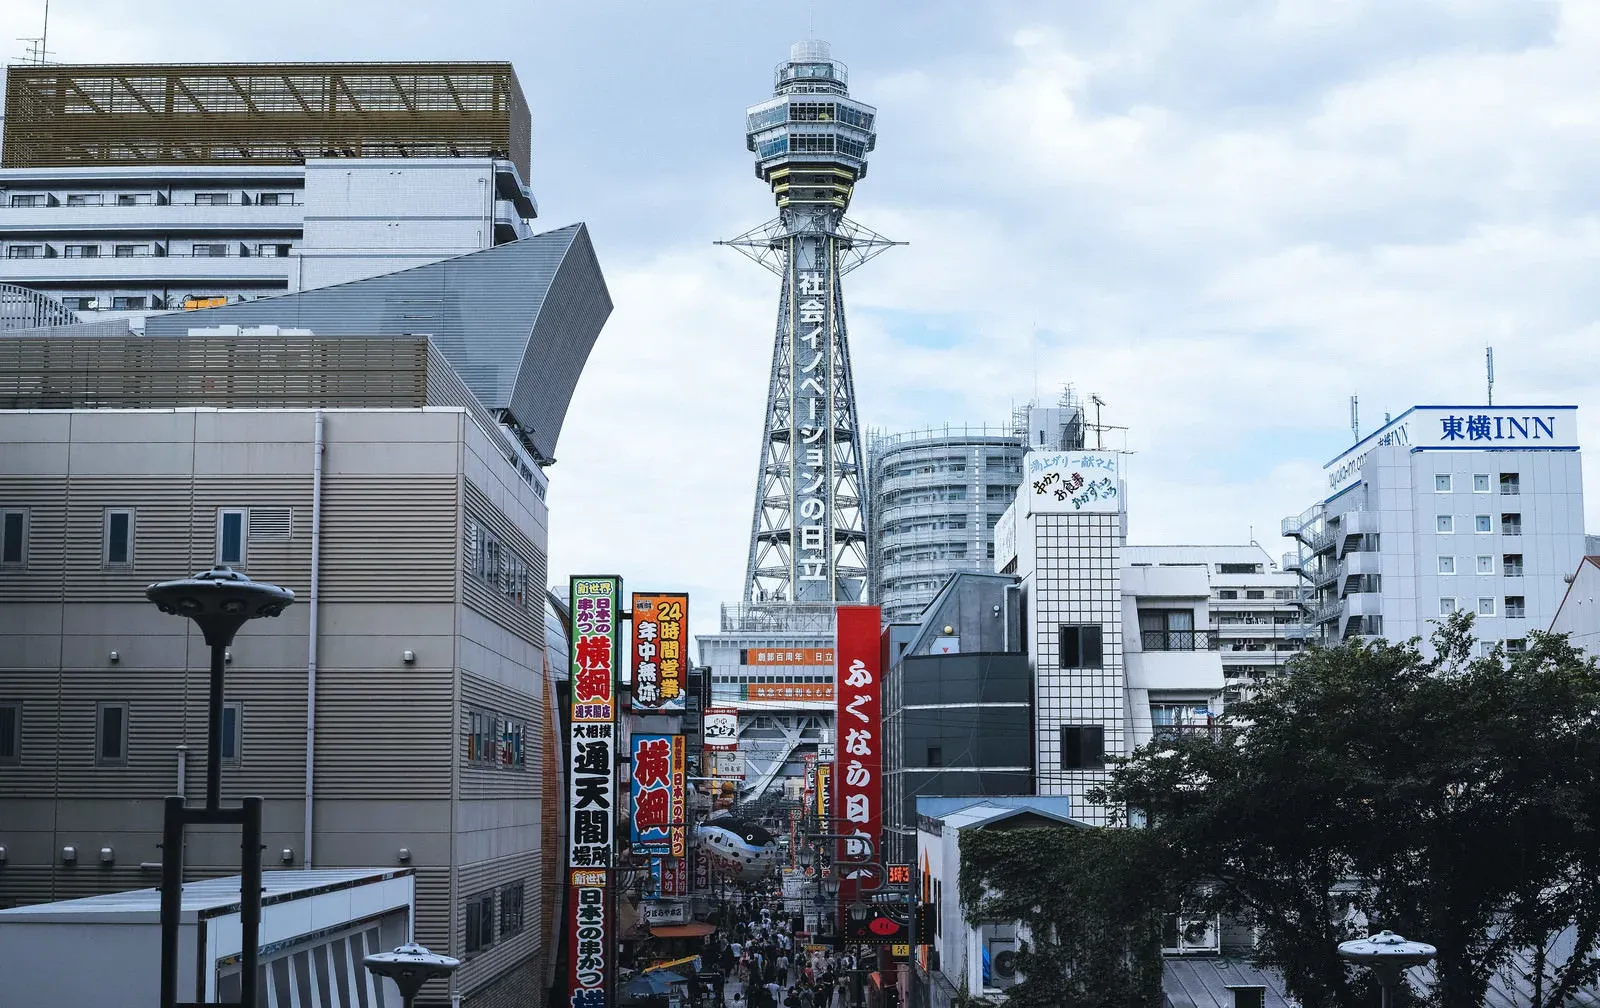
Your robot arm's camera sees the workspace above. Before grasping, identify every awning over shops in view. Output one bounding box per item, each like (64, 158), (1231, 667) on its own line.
(650, 923), (717, 939)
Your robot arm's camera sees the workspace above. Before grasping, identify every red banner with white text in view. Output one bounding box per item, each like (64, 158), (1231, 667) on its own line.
(834, 605), (882, 866)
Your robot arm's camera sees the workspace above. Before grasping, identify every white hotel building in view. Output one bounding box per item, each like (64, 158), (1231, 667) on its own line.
(1284, 405), (1585, 652)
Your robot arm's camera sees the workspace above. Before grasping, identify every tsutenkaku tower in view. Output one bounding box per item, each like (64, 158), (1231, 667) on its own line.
(722, 40), (900, 605)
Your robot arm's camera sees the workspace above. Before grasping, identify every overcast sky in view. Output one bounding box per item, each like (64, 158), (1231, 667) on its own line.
(7, 0), (1598, 640)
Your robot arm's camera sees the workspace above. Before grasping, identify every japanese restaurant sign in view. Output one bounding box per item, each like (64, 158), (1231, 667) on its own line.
(834, 605), (882, 863)
(568, 576), (620, 1008)
(703, 706), (739, 751)
(632, 593), (687, 710)
(630, 733), (679, 855)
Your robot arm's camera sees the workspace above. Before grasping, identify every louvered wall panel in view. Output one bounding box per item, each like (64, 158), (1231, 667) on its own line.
(0, 477), (66, 603)
(459, 674), (545, 800)
(412, 865), (454, 953)
(454, 850), (542, 994)
(312, 671), (454, 798)
(318, 474), (458, 603)
(461, 481), (544, 645)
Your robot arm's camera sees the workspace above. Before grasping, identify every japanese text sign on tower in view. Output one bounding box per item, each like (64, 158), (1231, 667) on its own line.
(568, 576), (618, 1008)
(632, 593), (687, 711)
(834, 605), (882, 863)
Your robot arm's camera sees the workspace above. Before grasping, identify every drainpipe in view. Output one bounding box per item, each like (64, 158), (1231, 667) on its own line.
(303, 411), (325, 867)
(175, 744), (188, 796)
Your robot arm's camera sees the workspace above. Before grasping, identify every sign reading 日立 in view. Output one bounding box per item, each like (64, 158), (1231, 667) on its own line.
(1325, 406), (1579, 494)
(1023, 451), (1122, 516)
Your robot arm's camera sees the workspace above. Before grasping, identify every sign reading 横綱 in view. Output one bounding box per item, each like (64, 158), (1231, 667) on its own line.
(632, 593), (687, 711)
(1324, 405), (1579, 494)
(703, 707), (739, 751)
(834, 605), (882, 863)
(1023, 451), (1121, 516)
(631, 734), (677, 855)
(569, 576), (620, 1008)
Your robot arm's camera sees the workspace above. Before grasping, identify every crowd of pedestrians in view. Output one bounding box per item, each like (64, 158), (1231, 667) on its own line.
(693, 897), (862, 1008)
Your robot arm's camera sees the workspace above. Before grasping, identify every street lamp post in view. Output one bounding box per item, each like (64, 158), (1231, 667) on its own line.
(147, 566), (294, 1008)
(363, 943), (462, 1008)
(1337, 930), (1437, 1008)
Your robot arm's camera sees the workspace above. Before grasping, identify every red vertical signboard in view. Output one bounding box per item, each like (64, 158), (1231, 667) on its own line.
(834, 605), (882, 863)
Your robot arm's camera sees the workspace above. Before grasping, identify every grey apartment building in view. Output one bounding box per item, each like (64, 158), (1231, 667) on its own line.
(0, 335), (604, 1007)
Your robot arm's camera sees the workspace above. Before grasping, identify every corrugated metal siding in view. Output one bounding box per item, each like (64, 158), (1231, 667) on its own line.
(459, 675), (542, 800)
(454, 851), (542, 995)
(142, 224), (612, 463)
(318, 473), (457, 603)
(0, 476), (66, 603)
(461, 480), (545, 644)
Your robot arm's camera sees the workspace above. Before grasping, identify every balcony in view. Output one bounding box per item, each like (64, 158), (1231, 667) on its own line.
(1343, 551), (1381, 575)
(1282, 552), (1303, 574)
(0, 201), (304, 235)
(0, 253), (294, 284)
(1344, 592), (1384, 617)
(1127, 648), (1224, 692)
(1140, 630), (1219, 652)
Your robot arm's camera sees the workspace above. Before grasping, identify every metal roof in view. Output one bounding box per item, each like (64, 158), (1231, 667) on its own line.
(0, 868), (409, 924)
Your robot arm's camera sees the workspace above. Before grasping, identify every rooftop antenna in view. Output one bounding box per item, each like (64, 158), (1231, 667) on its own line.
(1032, 323), (1039, 403)
(1486, 345), (1495, 406)
(17, 0), (51, 64)
(1350, 395), (1360, 441)
(1090, 394), (1106, 450)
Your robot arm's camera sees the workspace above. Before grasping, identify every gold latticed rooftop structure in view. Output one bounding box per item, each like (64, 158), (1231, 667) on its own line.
(1, 62), (531, 179)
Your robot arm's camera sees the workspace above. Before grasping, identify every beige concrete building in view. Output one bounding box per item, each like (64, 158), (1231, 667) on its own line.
(0, 337), (570, 1006)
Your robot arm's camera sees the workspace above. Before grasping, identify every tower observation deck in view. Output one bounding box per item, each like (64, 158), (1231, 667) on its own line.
(721, 40), (901, 605)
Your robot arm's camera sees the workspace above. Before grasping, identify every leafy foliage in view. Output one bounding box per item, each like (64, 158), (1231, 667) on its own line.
(1098, 613), (1600, 1008)
(958, 824), (1173, 1008)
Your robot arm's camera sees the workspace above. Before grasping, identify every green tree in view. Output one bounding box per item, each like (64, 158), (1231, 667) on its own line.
(1099, 614), (1600, 1007)
(958, 824), (1173, 1008)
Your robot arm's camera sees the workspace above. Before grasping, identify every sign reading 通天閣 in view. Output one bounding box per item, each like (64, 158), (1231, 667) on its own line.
(1324, 405), (1579, 495)
(569, 576), (620, 1008)
(1023, 451), (1121, 516)
(632, 593), (687, 710)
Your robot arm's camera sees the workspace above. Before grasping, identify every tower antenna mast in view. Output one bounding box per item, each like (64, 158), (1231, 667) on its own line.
(1351, 395), (1360, 441)
(1486, 345), (1495, 406)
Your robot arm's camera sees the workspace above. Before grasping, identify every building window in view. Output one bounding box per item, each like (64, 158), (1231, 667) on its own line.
(254, 243), (292, 257)
(1, 509), (28, 567)
(1501, 514), (1523, 536)
(192, 243), (228, 257)
(1218, 563), (1263, 575)
(464, 891), (496, 954)
(65, 193), (103, 206)
(221, 702), (242, 763)
(111, 296), (148, 310)
(217, 509), (247, 566)
(1505, 596), (1526, 619)
(1436, 515), (1454, 533)
(1472, 515), (1491, 533)
(1499, 473), (1520, 495)
(1475, 555), (1493, 574)
(257, 192), (291, 206)
(1060, 725), (1105, 770)
(1140, 610), (1199, 651)
(1435, 474), (1452, 492)
(96, 702), (128, 765)
(1217, 589), (1237, 600)
(116, 193), (153, 206)
(1245, 589), (1264, 600)
(1439, 598), (1457, 616)
(194, 192), (232, 205)
(1502, 554), (1523, 577)
(466, 710), (496, 764)
(114, 244), (150, 258)
(499, 882), (525, 938)
(9, 194), (45, 208)
(926, 746), (942, 768)
(63, 244), (99, 258)
(0, 701), (19, 764)
(1477, 598), (1496, 617)
(104, 508), (134, 566)
(1058, 624), (1104, 668)
(6, 244), (42, 258)
(1438, 556), (1455, 574)
(61, 296), (99, 311)
(1506, 638), (1527, 654)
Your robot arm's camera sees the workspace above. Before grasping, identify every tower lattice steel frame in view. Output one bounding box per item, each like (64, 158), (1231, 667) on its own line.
(721, 40), (901, 605)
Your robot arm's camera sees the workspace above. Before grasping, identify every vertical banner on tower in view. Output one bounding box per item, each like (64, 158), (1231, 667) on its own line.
(631, 593), (687, 711)
(793, 264), (833, 590)
(835, 605), (882, 862)
(568, 576), (620, 1008)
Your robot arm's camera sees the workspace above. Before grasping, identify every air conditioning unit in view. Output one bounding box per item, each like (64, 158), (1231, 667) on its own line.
(981, 922), (1023, 991)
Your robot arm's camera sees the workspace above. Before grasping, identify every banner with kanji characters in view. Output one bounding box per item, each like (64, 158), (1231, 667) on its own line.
(569, 577), (619, 1008)
(632, 593), (687, 711)
(703, 706), (739, 751)
(631, 733), (677, 854)
(834, 605), (882, 864)
(569, 869), (610, 1007)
